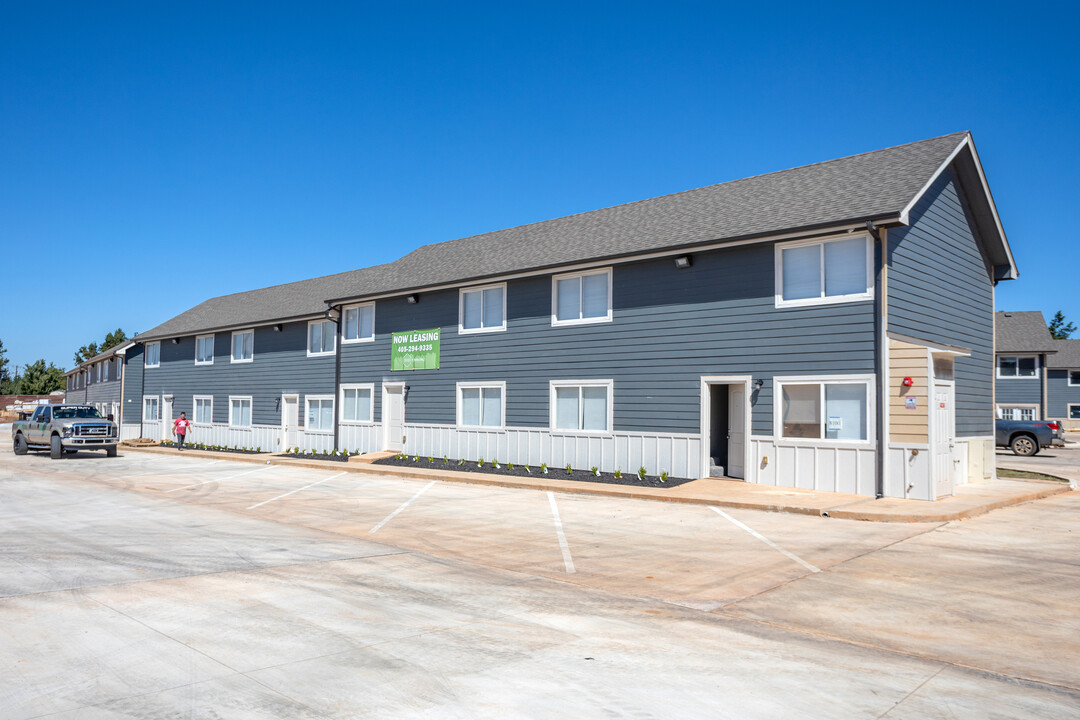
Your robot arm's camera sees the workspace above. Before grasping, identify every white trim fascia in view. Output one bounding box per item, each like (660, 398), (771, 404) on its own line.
(551, 268), (614, 327)
(774, 234), (874, 308)
(341, 302), (376, 344)
(338, 383), (376, 424)
(113, 341), (135, 356)
(899, 136), (968, 226)
(230, 329), (254, 364)
(699, 375), (754, 483)
(195, 334), (215, 366)
(886, 331), (971, 356)
(306, 319), (337, 358)
(773, 373), (877, 447)
(549, 379), (614, 435)
(455, 381), (507, 430)
(328, 222), (877, 306)
(458, 283), (508, 335)
(228, 395), (253, 428)
(304, 394), (335, 433)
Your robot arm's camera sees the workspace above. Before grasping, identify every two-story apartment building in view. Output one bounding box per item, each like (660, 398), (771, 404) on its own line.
(64, 342), (133, 420)
(994, 311), (1080, 428)
(119, 132), (1016, 500)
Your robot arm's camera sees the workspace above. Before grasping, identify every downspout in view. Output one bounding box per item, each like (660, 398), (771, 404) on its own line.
(871, 221), (887, 499)
(329, 305), (342, 453)
(139, 343), (146, 438)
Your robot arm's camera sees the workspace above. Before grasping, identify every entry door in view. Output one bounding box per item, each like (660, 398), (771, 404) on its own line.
(932, 382), (956, 499)
(162, 396), (173, 441)
(384, 384), (405, 451)
(282, 395), (299, 449)
(727, 385), (746, 479)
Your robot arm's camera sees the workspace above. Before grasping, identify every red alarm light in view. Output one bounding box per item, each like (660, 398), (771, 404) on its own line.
(902, 377), (914, 387)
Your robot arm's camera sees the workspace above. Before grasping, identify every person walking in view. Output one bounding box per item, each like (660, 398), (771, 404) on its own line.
(173, 411), (192, 451)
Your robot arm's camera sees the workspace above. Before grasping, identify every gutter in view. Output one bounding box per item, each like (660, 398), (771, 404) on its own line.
(872, 220), (887, 499)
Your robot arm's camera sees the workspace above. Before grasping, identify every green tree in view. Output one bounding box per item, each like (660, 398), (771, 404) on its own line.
(1048, 311), (1076, 340)
(73, 342), (99, 365)
(72, 328), (129, 365)
(0, 338), (10, 391)
(17, 359), (66, 395)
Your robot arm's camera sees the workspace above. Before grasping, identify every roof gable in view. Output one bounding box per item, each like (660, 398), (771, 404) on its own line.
(995, 311), (1056, 354)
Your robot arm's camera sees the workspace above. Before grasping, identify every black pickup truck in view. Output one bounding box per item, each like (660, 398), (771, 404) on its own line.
(995, 418), (1065, 456)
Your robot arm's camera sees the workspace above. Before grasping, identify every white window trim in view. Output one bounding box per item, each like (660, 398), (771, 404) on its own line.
(305, 394), (335, 434)
(338, 383), (376, 424)
(995, 404), (1041, 421)
(145, 342), (160, 368)
(193, 395), (214, 425)
(456, 381), (507, 430)
(458, 283), (508, 335)
(550, 268), (613, 327)
(142, 395), (161, 422)
(1067, 403), (1080, 420)
(228, 395), (253, 428)
(1068, 369), (1080, 387)
(774, 234), (874, 309)
(341, 302), (376, 344)
(195, 334), (215, 366)
(307, 319), (337, 357)
(231, 329), (254, 364)
(549, 379), (614, 435)
(773, 374), (876, 447)
(996, 355), (1040, 379)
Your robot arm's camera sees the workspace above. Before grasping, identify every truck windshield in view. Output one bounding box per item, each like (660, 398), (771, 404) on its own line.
(53, 407), (103, 419)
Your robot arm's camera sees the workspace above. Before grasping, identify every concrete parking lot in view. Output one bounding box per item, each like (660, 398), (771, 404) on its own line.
(2, 444), (1079, 719)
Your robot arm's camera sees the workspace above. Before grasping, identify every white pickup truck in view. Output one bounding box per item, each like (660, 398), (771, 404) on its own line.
(12, 404), (119, 458)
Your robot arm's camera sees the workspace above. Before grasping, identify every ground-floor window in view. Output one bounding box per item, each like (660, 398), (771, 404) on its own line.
(229, 396), (252, 427)
(550, 380), (612, 433)
(457, 382), (505, 428)
(997, 405), (1038, 421)
(194, 396), (213, 424)
(776, 375), (872, 442)
(143, 396), (160, 422)
(1068, 404), (1080, 420)
(340, 384), (374, 423)
(306, 395), (334, 432)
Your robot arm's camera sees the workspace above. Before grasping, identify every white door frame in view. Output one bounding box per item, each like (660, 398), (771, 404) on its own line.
(930, 379), (957, 499)
(700, 375), (753, 481)
(280, 393), (299, 451)
(162, 394), (174, 442)
(382, 382), (407, 451)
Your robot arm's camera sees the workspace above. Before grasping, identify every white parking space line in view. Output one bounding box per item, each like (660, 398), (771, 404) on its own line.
(548, 492), (576, 574)
(166, 465), (273, 493)
(369, 481), (436, 534)
(247, 472), (347, 510)
(709, 506), (820, 573)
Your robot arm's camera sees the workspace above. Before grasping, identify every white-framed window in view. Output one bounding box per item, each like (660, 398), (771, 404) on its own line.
(1069, 404), (1080, 420)
(229, 396), (252, 427)
(775, 375), (874, 443)
(552, 268), (612, 326)
(996, 405), (1039, 422)
(1068, 370), (1080, 386)
(143, 396), (160, 422)
(308, 319), (336, 357)
(145, 342), (160, 368)
(550, 379), (613, 433)
(95, 363), (102, 383)
(231, 329), (254, 363)
(457, 382), (505, 429)
(193, 395), (214, 424)
(339, 384), (375, 423)
(195, 334), (215, 365)
(997, 355), (1038, 378)
(305, 395), (334, 432)
(775, 235), (873, 308)
(115, 358), (122, 379)
(459, 284), (506, 334)
(342, 303), (375, 344)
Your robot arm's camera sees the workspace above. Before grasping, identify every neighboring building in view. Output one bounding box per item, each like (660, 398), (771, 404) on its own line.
(120, 132), (1016, 500)
(994, 311), (1080, 428)
(64, 342), (133, 420)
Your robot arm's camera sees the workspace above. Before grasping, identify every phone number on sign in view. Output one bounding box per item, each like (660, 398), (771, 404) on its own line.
(399, 344), (434, 353)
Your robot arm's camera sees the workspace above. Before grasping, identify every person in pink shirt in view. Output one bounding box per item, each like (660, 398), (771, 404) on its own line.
(173, 411), (192, 451)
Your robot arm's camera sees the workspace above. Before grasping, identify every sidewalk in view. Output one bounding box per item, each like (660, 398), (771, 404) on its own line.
(123, 444), (1071, 523)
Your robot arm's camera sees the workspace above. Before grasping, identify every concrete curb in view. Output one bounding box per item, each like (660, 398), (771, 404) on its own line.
(121, 444), (1072, 523)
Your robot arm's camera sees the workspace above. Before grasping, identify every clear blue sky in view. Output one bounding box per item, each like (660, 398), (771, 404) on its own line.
(2, 1), (1078, 373)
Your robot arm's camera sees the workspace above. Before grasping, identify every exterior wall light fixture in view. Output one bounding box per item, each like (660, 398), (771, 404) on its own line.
(754, 379), (765, 389)
(273, 324), (282, 332)
(406, 294), (419, 304)
(674, 255), (692, 269)
(171, 338), (180, 344)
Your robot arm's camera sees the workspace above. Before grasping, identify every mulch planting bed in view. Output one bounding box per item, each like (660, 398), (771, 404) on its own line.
(373, 455), (695, 488)
(275, 452), (352, 463)
(160, 442), (264, 456)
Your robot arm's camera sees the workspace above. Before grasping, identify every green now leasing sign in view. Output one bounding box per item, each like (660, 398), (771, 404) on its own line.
(391, 329), (441, 371)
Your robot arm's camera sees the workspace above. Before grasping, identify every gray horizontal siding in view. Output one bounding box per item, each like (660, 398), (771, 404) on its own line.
(994, 375), (1043, 405)
(343, 244), (876, 436)
(1047, 369), (1080, 418)
(887, 167), (995, 437)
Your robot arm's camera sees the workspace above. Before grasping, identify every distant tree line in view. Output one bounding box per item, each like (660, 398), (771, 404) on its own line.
(0, 328), (131, 396)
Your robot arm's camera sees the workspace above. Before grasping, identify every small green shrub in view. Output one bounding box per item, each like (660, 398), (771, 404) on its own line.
(637, 466), (647, 480)
(540, 463), (548, 474)
(565, 463), (573, 474)
(523, 464), (531, 473)
(614, 468), (622, 479)
(507, 462), (514, 470)
(591, 466), (600, 476)
(493, 458), (500, 468)
(659, 471), (669, 482)
(443, 456), (449, 464)
(477, 457), (485, 467)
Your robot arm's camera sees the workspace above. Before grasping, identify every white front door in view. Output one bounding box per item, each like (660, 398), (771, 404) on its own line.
(162, 395), (173, 442)
(728, 384), (746, 479)
(383, 384), (405, 452)
(932, 382), (956, 499)
(281, 394), (299, 450)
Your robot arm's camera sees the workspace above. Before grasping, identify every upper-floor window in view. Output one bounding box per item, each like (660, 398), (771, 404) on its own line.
(231, 330), (254, 363)
(776, 375), (873, 442)
(552, 268), (612, 326)
(115, 358), (122, 379)
(775, 235), (872, 308)
(457, 382), (505, 428)
(95, 363), (102, 383)
(308, 319), (336, 357)
(145, 342), (161, 368)
(342, 303), (375, 343)
(196, 334), (215, 365)
(550, 379), (612, 433)
(997, 356), (1038, 378)
(1068, 370), (1080, 386)
(459, 284), (506, 334)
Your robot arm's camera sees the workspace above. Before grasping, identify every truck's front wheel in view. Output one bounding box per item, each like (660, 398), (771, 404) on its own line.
(50, 435), (63, 459)
(13, 434), (28, 456)
(105, 445), (117, 458)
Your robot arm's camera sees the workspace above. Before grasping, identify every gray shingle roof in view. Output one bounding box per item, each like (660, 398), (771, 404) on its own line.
(137, 132), (979, 341)
(1047, 340), (1080, 369)
(995, 311), (1057, 354)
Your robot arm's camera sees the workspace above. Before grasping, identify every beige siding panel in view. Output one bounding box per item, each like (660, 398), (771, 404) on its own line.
(889, 339), (929, 444)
